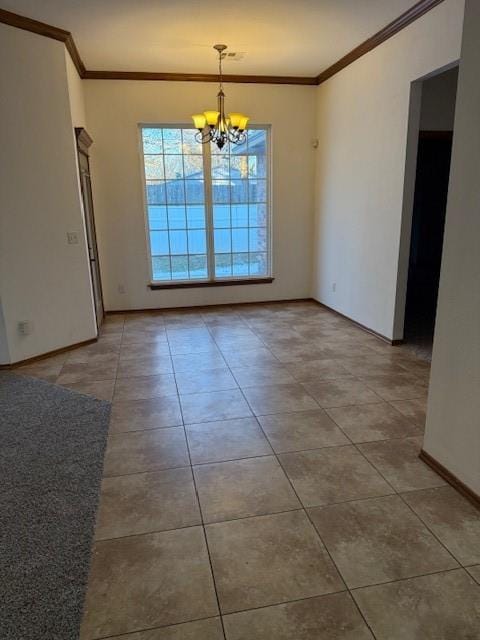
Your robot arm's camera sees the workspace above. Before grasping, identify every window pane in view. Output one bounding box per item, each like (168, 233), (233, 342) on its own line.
(215, 254), (232, 277)
(184, 155), (203, 178)
(231, 180), (248, 204)
(150, 230), (169, 255)
(188, 229), (206, 254)
(248, 129), (266, 155)
(167, 206), (186, 229)
(249, 252), (268, 275)
(232, 228), (248, 253)
(211, 155), (229, 177)
(212, 180), (230, 204)
(182, 129), (200, 154)
(231, 204), (249, 227)
(185, 180), (204, 204)
(189, 255), (207, 279)
(233, 253), (250, 276)
(171, 255), (189, 280)
(142, 128), (163, 154)
(249, 179), (267, 203)
(152, 256), (171, 280)
(166, 180), (185, 204)
(214, 229), (231, 253)
(249, 203), (267, 227)
(169, 230), (187, 254)
(144, 155), (164, 180)
(249, 227), (268, 252)
(148, 205), (167, 230)
(213, 205), (230, 228)
(186, 205), (206, 229)
(165, 155), (184, 180)
(147, 181), (166, 204)
(163, 129), (182, 154)
(230, 156), (249, 178)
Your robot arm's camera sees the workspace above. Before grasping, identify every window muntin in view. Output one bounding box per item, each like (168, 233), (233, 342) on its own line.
(141, 125), (270, 283)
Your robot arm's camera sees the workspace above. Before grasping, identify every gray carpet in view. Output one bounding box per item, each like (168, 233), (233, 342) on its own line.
(0, 372), (111, 640)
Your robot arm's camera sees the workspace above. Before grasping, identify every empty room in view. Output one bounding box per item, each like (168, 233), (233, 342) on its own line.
(1, 0), (479, 638)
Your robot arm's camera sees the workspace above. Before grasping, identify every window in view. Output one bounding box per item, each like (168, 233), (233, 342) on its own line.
(140, 125), (270, 284)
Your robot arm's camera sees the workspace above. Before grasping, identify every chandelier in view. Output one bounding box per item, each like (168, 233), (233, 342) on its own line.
(192, 44), (249, 150)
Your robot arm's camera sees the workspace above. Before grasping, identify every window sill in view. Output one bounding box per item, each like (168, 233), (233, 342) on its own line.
(148, 277), (274, 290)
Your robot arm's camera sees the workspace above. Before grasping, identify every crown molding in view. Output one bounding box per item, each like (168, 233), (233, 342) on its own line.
(0, 0), (446, 86)
(316, 0), (446, 84)
(0, 7), (85, 76)
(83, 69), (317, 84)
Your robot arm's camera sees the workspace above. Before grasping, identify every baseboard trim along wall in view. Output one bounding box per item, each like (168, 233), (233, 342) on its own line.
(105, 298), (312, 314)
(419, 449), (480, 511)
(0, 338), (98, 369)
(311, 299), (404, 346)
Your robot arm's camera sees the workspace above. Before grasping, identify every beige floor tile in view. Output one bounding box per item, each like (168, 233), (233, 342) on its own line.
(122, 330), (168, 346)
(16, 353), (67, 381)
(61, 379), (115, 401)
(80, 528), (218, 639)
(221, 347), (279, 368)
(402, 486), (480, 565)
(109, 396), (182, 433)
(270, 344), (338, 363)
(390, 398), (427, 428)
(360, 373), (428, 402)
(95, 467), (201, 539)
(340, 355), (411, 377)
(223, 592), (374, 640)
(175, 367), (238, 394)
(308, 495), (458, 588)
(303, 379), (381, 408)
(117, 355), (173, 378)
(103, 427), (189, 476)
(206, 510), (344, 614)
(327, 402), (421, 442)
(242, 383), (319, 416)
(230, 364), (297, 388)
(105, 618), (224, 639)
(186, 417), (272, 464)
(114, 373), (177, 401)
(279, 446), (392, 507)
(287, 359), (352, 383)
(66, 349), (120, 366)
(179, 389), (252, 424)
(171, 351), (226, 373)
(358, 437), (445, 492)
(57, 361), (118, 384)
(194, 456), (301, 523)
(120, 342), (170, 361)
(466, 565), (480, 584)
(258, 410), (349, 453)
(167, 331), (217, 355)
(352, 569), (480, 640)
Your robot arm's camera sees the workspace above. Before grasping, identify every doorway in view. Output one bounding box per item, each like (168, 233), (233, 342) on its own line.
(399, 67), (458, 359)
(75, 128), (104, 331)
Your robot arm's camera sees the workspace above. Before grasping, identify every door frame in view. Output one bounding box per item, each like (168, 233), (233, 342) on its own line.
(75, 127), (105, 331)
(392, 62), (459, 341)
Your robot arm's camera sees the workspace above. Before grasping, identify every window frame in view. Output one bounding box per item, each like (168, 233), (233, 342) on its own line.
(138, 123), (273, 287)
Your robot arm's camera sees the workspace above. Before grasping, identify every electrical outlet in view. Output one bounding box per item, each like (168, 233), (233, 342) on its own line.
(18, 321), (32, 335)
(67, 232), (79, 245)
(118, 284), (125, 294)
(332, 282), (336, 292)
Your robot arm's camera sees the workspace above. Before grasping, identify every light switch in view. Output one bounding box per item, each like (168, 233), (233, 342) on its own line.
(67, 232), (79, 245)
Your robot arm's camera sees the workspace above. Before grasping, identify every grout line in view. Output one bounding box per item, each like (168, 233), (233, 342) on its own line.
(167, 326), (228, 640)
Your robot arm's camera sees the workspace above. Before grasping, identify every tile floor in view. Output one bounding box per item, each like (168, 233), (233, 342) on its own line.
(17, 301), (480, 639)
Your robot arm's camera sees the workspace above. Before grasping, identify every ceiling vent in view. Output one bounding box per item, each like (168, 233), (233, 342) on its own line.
(224, 51), (246, 61)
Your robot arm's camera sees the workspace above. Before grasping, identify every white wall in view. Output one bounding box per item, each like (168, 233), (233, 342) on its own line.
(312, 0), (464, 340)
(65, 51), (87, 128)
(84, 80), (316, 310)
(0, 24), (97, 363)
(424, 0), (480, 495)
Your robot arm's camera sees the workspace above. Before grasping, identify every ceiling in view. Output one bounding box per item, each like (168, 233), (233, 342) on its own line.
(2, 0), (418, 76)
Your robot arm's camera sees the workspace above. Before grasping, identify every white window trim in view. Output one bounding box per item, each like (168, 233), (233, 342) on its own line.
(138, 123), (273, 286)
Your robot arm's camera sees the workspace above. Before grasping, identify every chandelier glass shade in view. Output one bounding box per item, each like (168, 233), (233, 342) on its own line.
(192, 44), (249, 150)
